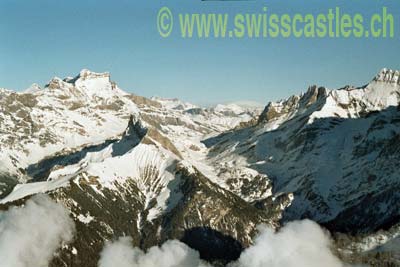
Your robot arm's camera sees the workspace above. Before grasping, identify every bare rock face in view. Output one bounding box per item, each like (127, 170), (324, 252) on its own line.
(258, 85), (328, 124)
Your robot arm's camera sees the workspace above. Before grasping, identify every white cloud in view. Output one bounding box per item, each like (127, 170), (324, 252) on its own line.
(99, 220), (344, 267)
(98, 237), (209, 267)
(0, 194), (75, 267)
(232, 219), (343, 267)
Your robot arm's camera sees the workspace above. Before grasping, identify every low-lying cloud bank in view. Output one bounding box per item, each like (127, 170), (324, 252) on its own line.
(0, 194), (75, 267)
(231, 220), (343, 267)
(99, 219), (344, 267)
(99, 238), (210, 267)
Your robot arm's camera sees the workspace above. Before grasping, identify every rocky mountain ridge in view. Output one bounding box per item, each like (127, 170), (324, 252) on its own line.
(0, 68), (399, 266)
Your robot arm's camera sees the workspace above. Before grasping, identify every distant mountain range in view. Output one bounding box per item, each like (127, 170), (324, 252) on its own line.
(0, 68), (399, 266)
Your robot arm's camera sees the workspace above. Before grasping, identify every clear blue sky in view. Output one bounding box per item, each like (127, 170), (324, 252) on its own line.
(1, 0), (399, 105)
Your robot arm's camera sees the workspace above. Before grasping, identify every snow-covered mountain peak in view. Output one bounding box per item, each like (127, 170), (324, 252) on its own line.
(24, 83), (42, 93)
(41, 69), (122, 100)
(78, 69), (111, 81)
(224, 100), (265, 110)
(373, 68), (400, 84)
(151, 96), (198, 110)
(259, 69), (400, 126)
(213, 103), (245, 115)
(72, 69), (116, 94)
(300, 85), (329, 107)
(45, 77), (68, 89)
(258, 85), (328, 125)
(58, 69), (112, 84)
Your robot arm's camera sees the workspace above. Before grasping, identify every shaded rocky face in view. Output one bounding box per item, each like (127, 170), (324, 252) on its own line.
(0, 68), (400, 267)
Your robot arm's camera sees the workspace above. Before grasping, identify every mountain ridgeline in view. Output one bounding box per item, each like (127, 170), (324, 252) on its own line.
(0, 68), (399, 266)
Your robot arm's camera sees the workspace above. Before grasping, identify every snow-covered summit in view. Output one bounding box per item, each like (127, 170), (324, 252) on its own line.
(41, 69), (122, 100)
(0, 69), (258, 179)
(259, 69), (400, 126)
(24, 83), (42, 93)
(77, 69), (111, 81)
(151, 96), (198, 110)
(374, 68), (400, 84)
